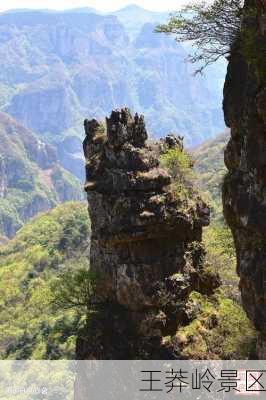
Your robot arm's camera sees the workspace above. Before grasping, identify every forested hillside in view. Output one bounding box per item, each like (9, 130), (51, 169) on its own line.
(193, 131), (229, 222)
(0, 112), (83, 238)
(0, 202), (90, 359)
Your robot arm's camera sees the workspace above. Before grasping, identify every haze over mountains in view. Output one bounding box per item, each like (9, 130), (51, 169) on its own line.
(0, 112), (83, 238)
(0, 4), (226, 180)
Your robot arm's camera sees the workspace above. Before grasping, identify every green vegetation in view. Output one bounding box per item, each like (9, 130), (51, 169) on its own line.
(175, 290), (256, 359)
(0, 132), (257, 360)
(192, 132), (239, 296)
(0, 112), (83, 238)
(193, 131), (229, 222)
(193, 133), (256, 358)
(0, 202), (90, 359)
(160, 134), (256, 359)
(51, 268), (96, 314)
(160, 146), (196, 206)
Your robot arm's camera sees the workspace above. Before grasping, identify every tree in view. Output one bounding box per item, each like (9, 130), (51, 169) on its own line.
(50, 268), (97, 316)
(156, 0), (243, 73)
(160, 146), (195, 203)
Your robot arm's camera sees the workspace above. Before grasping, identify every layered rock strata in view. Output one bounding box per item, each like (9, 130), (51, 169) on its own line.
(223, 0), (266, 358)
(77, 108), (218, 359)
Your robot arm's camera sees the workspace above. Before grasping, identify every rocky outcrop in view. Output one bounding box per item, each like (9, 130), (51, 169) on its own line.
(77, 108), (219, 359)
(223, 0), (266, 358)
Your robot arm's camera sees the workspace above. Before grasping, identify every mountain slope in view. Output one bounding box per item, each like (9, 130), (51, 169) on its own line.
(0, 112), (83, 238)
(193, 131), (229, 221)
(0, 202), (90, 359)
(0, 9), (225, 179)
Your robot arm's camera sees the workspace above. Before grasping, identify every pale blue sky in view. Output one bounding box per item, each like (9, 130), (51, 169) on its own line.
(0, 0), (192, 12)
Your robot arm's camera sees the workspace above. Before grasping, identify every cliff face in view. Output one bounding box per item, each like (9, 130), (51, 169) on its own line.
(0, 111), (83, 238)
(0, 157), (7, 199)
(223, 0), (266, 358)
(0, 10), (225, 177)
(78, 108), (219, 359)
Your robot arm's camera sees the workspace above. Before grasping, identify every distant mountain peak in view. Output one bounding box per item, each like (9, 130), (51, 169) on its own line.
(121, 4), (144, 9)
(116, 4), (150, 12)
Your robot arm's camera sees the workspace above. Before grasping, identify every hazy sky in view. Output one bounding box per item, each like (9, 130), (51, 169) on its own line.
(0, 0), (190, 13)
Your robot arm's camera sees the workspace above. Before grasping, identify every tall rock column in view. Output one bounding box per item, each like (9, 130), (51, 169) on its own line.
(223, 0), (266, 358)
(77, 108), (216, 359)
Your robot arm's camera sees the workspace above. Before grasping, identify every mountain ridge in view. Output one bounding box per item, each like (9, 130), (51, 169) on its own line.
(0, 111), (83, 238)
(0, 8), (225, 181)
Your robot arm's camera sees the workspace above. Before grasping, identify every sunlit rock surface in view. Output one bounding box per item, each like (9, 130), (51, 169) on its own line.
(77, 108), (219, 359)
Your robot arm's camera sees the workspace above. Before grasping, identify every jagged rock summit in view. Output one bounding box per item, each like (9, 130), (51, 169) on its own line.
(78, 108), (218, 359)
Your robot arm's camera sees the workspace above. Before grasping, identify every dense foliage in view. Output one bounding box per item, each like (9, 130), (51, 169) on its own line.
(176, 290), (255, 359)
(193, 131), (229, 222)
(160, 146), (195, 206)
(183, 220), (256, 360)
(0, 202), (90, 359)
(0, 112), (83, 238)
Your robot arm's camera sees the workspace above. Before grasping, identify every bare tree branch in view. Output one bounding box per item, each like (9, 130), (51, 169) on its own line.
(156, 0), (243, 73)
